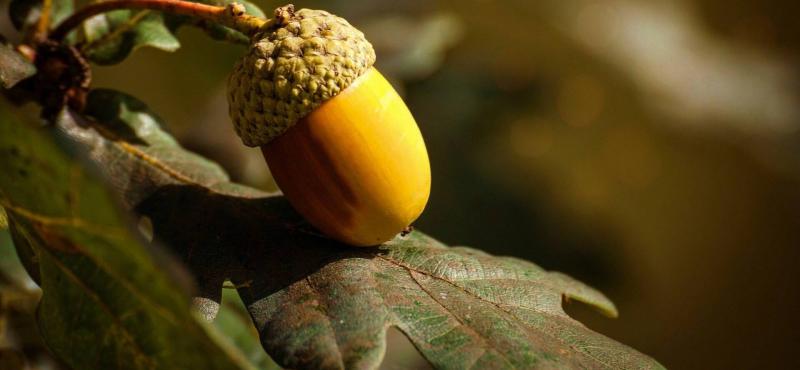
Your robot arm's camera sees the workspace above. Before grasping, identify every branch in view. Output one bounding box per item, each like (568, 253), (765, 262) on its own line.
(50, 0), (268, 41)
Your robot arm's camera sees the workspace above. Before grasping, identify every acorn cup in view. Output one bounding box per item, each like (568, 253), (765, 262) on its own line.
(227, 5), (431, 246)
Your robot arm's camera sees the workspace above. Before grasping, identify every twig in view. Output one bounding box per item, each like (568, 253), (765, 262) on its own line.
(50, 0), (268, 41)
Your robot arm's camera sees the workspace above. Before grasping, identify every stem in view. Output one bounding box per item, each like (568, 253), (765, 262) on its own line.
(35, 0), (53, 40)
(50, 0), (268, 41)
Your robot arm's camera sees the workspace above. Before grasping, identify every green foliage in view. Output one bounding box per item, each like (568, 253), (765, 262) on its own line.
(0, 1), (665, 369)
(78, 0), (265, 65)
(81, 9), (181, 65)
(53, 89), (661, 369)
(80, 88), (232, 193)
(0, 99), (255, 370)
(214, 288), (281, 370)
(241, 232), (663, 369)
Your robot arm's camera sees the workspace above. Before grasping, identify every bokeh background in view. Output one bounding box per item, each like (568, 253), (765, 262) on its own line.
(3, 0), (800, 369)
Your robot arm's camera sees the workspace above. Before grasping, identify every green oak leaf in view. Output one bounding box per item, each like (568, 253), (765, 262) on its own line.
(82, 9), (181, 65)
(79, 88), (231, 205)
(266, 235), (657, 369)
(61, 88), (269, 312)
(53, 89), (663, 369)
(0, 43), (36, 89)
(0, 97), (256, 370)
(213, 288), (281, 370)
(80, 0), (267, 65)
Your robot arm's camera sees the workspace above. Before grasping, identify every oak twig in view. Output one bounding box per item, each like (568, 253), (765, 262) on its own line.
(50, 0), (268, 41)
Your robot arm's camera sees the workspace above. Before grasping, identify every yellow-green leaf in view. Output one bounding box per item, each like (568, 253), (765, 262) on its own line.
(0, 97), (254, 370)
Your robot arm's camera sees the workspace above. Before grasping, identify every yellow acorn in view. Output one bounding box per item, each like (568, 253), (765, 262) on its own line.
(227, 5), (430, 246)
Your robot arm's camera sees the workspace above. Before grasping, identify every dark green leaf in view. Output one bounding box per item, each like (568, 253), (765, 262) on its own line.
(63, 88), (266, 307)
(57, 89), (663, 369)
(0, 97), (255, 370)
(79, 89), (233, 206)
(82, 10), (180, 65)
(0, 43), (35, 89)
(213, 288), (281, 370)
(9, 0), (74, 32)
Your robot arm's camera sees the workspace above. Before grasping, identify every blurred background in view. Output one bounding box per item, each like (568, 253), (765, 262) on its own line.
(3, 0), (800, 368)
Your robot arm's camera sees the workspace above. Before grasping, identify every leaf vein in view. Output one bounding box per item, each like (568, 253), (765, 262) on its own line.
(406, 269), (515, 368)
(39, 247), (157, 370)
(380, 255), (618, 369)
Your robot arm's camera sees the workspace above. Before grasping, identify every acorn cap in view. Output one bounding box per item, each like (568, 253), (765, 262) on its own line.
(227, 4), (376, 147)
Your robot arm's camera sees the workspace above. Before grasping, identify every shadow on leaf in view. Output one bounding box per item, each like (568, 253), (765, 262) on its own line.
(46, 89), (663, 369)
(136, 184), (380, 311)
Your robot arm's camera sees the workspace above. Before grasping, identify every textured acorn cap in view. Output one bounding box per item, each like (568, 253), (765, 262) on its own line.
(227, 4), (376, 147)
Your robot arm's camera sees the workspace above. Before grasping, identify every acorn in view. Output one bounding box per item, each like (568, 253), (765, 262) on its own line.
(227, 5), (431, 246)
